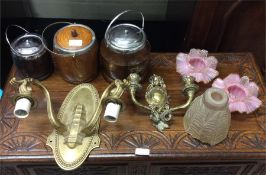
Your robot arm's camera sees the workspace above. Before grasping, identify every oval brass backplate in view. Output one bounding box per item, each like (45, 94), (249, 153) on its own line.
(145, 86), (167, 107)
(46, 84), (100, 171)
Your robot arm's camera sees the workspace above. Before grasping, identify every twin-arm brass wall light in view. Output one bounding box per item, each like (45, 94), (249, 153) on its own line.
(10, 78), (102, 170)
(10, 73), (198, 170)
(102, 73), (198, 131)
(10, 77), (119, 170)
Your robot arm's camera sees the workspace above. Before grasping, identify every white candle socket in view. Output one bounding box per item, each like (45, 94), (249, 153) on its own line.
(103, 102), (121, 122)
(14, 98), (32, 118)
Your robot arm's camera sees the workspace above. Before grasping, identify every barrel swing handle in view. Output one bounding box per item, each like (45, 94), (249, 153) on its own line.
(104, 10), (144, 40)
(41, 21), (74, 57)
(5, 25), (29, 55)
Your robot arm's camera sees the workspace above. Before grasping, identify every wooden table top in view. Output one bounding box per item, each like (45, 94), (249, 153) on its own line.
(0, 52), (265, 163)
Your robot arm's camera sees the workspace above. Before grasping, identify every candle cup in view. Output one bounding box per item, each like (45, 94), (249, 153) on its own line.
(103, 102), (121, 122)
(14, 98), (32, 118)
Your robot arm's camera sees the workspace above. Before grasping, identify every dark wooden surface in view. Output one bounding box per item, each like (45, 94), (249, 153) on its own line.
(0, 53), (265, 175)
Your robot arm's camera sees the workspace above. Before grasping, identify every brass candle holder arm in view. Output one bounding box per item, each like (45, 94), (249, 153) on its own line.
(33, 79), (66, 133)
(129, 88), (150, 111)
(100, 80), (129, 122)
(10, 78), (66, 133)
(170, 90), (195, 112)
(81, 80), (126, 133)
(170, 76), (199, 112)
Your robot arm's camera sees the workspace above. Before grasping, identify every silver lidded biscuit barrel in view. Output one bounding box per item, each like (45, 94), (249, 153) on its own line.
(100, 10), (151, 82)
(6, 25), (53, 80)
(42, 22), (98, 84)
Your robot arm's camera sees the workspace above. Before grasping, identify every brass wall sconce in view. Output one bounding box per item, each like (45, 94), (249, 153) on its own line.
(102, 73), (198, 131)
(10, 77), (116, 170)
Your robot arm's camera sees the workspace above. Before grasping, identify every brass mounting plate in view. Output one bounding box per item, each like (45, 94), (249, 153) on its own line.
(47, 131), (100, 170)
(46, 84), (100, 171)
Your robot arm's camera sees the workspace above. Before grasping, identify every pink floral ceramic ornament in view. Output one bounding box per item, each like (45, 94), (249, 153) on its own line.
(176, 49), (219, 84)
(212, 74), (262, 114)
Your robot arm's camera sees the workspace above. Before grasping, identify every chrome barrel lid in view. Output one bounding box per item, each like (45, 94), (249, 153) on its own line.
(11, 34), (45, 57)
(104, 10), (146, 54)
(106, 24), (146, 54)
(105, 24), (146, 53)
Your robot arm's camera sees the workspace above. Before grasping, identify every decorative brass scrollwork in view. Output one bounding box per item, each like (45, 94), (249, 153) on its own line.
(102, 73), (199, 131)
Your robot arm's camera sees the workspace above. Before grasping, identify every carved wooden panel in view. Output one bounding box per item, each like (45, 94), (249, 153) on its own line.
(250, 163), (266, 175)
(151, 162), (256, 175)
(0, 53), (265, 174)
(19, 164), (126, 175)
(0, 70), (19, 140)
(0, 166), (19, 175)
(128, 163), (149, 175)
